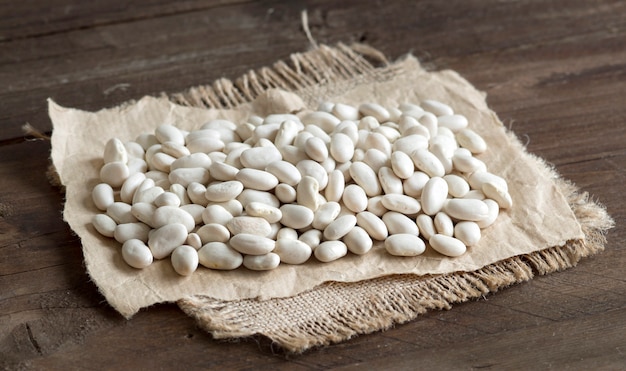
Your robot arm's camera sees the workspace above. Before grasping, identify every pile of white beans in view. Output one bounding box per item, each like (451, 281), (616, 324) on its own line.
(91, 99), (511, 275)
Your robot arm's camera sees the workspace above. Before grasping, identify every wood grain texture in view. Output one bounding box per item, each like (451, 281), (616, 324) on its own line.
(1, 0), (624, 369)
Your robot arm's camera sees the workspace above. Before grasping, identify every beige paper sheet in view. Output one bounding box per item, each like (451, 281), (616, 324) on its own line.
(49, 56), (583, 318)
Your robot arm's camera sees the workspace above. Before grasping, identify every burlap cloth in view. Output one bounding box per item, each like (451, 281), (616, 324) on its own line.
(49, 44), (613, 352)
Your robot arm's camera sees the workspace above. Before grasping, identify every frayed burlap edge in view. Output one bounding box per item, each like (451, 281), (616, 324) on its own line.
(169, 43), (614, 352)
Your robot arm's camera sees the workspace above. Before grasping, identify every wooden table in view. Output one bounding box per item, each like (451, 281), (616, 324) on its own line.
(1, 1), (624, 369)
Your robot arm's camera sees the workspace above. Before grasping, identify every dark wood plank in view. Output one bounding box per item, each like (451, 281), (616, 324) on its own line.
(1, 0), (625, 369)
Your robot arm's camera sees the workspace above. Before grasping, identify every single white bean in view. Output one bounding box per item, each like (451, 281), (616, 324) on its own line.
(103, 138), (128, 164)
(152, 206), (195, 232)
(421, 99), (454, 116)
(92, 183), (115, 211)
(454, 221), (481, 247)
(443, 174), (470, 198)
(239, 146), (282, 170)
(148, 223), (188, 259)
(429, 234), (467, 257)
(456, 128), (487, 154)
(243, 253), (281, 270)
(382, 211), (419, 235)
(385, 234), (426, 256)
(226, 216), (272, 236)
(482, 181), (513, 209)
(421, 177), (449, 215)
(349, 161), (382, 197)
(299, 229), (322, 250)
(434, 212), (454, 237)
(342, 184), (368, 213)
(168, 167), (210, 187)
(273, 239), (312, 264)
(155, 124), (185, 146)
(154, 192), (181, 208)
(279, 204), (314, 229)
(237, 189), (280, 208)
(443, 199), (490, 221)
(359, 103), (390, 122)
(235, 168), (278, 191)
(323, 214), (357, 240)
(416, 214), (436, 241)
(171, 153), (212, 171)
(356, 211), (388, 240)
(107, 202), (137, 224)
(92, 214), (117, 238)
(265, 161), (301, 186)
(314, 241), (348, 262)
(186, 233), (202, 250)
(297, 176), (321, 211)
(120, 173), (146, 204)
(198, 242), (243, 270)
(437, 114), (468, 132)
(381, 194), (421, 214)
(378, 166), (404, 195)
(343, 226), (373, 255)
(229, 233), (275, 255)
(390, 151), (415, 179)
(171, 245), (199, 276)
(122, 239), (153, 269)
(275, 183), (297, 203)
(100, 161), (129, 188)
(196, 223), (230, 244)
(411, 148), (445, 178)
(205, 180), (244, 202)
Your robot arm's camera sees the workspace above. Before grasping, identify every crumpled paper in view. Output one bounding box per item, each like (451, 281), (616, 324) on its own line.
(49, 56), (583, 318)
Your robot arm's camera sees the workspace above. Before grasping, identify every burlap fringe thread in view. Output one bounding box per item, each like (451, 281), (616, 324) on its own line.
(170, 43), (614, 352)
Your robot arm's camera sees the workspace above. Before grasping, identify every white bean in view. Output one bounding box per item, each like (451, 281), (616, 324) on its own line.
(443, 199), (489, 221)
(314, 241), (348, 262)
(476, 199), (500, 228)
(198, 242), (243, 270)
(443, 174), (470, 198)
(226, 216), (272, 236)
(323, 214), (357, 240)
(385, 234), (426, 256)
(349, 161), (382, 197)
(381, 194), (421, 215)
(356, 211), (388, 240)
(239, 146), (282, 170)
(421, 99), (454, 116)
(92, 214), (117, 238)
(297, 176), (320, 211)
(265, 161), (301, 186)
(482, 181), (513, 209)
(100, 161), (129, 187)
(205, 180), (244, 202)
(307, 201), (339, 230)
(382, 211), (419, 235)
(92, 183), (115, 211)
(421, 177), (448, 215)
(279, 204), (314, 229)
(296, 160), (328, 190)
(196, 223), (230, 244)
(454, 221), (481, 246)
(103, 138), (128, 164)
(342, 184), (368, 213)
(273, 239), (312, 264)
(429, 234), (467, 257)
(434, 212), (454, 237)
(122, 239), (153, 269)
(243, 253), (280, 270)
(171, 245), (199, 276)
(416, 214), (436, 241)
(229, 233), (275, 255)
(148, 223), (188, 259)
(378, 166), (404, 195)
(343, 226), (373, 255)
(359, 103), (390, 122)
(152, 206), (195, 232)
(437, 114), (468, 132)
(456, 128), (487, 154)
(168, 167), (210, 187)
(411, 148), (445, 178)
(299, 229), (322, 250)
